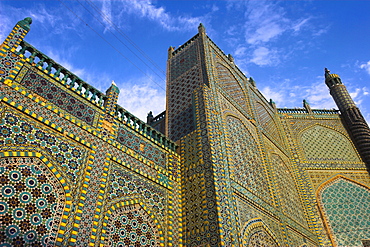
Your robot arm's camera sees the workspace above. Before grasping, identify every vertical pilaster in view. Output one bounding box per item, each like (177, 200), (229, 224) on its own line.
(1, 17), (32, 57)
(98, 81), (120, 139)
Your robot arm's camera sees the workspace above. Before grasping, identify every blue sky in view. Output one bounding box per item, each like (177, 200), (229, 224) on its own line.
(1, 1), (370, 123)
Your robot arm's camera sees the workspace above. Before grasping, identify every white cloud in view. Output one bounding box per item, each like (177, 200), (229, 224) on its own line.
(259, 78), (335, 110)
(29, 5), (58, 27)
(313, 27), (329, 37)
(349, 88), (361, 100)
(117, 79), (166, 121)
(0, 13), (12, 43)
(250, 47), (279, 66)
(113, 0), (204, 32)
(211, 5), (219, 12)
(247, 22), (284, 44)
(304, 81), (336, 109)
(292, 18), (310, 32)
(234, 46), (247, 57)
(243, 1), (288, 45)
(225, 1), (327, 70)
(360, 61), (370, 75)
(101, 1), (113, 32)
(261, 86), (285, 105)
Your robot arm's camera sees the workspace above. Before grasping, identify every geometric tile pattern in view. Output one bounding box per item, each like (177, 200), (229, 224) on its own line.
(106, 165), (167, 221)
(104, 203), (159, 247)
(169, 39), (198, 82)
(116, 127), (166, 169)
(330, 85), (357, 110)
(225, 115), (271, 201)
(0, 111), (84, 182)
(287, 228), (317, 247)
(180, 130), (211, 246)
(300, 125), (361, 162)
(215, 63), (248, 109)
(308, 170), (370, 190)
(271, 154), (307, 226)
(318, 177), (370, 247)
(2, 17), (370, 247)
(0, 52), (21, 80)
(256, 102), (283, 147)
(0, 32), (180, 247)
(167, 64), (200, 141)
(167, 41), (201, 141)
(245, 227), (278, 247)
(235, 195), (284, 246)
(0, 157), (65, 247)
(16, 67), (97, 125)
(178, 86), (226, 246)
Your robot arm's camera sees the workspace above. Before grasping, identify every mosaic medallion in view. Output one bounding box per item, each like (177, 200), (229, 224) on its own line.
(0, 157), (65, 246)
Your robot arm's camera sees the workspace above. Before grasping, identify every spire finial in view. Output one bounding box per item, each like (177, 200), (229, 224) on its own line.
(198, 23), (206, 34)
(303, 99), (312, 113)
(325, 68), (331, 79)
(17, 17), (33, 31)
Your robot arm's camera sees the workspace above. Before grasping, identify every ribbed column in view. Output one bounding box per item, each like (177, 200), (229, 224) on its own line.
(325, 68), (370, 169)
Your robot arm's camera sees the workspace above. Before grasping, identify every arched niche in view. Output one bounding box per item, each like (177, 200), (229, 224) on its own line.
(224, 114), (271, 201)
(300, 124), (361, 162)
(101, 201), (162, 247)
(216, 63), (249, 109)
(241, 218), (279, 247)
(0, 155), (67, 246)
(317, 175), (370, 246)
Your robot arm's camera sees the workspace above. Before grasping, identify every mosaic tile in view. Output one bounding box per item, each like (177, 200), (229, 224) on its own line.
(0, 157), (65, 246)
(1, 17), (370, 247)
(318, 177), (370, 246)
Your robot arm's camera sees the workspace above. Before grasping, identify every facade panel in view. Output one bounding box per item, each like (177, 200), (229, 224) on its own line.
(1, 18), (370, 246)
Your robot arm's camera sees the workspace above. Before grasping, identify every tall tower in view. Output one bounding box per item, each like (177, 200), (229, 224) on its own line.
(325, 68), (370, 169)
(166, 24), (209, 141)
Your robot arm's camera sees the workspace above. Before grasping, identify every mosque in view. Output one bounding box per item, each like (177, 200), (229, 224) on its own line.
(1, 17), (370, 246)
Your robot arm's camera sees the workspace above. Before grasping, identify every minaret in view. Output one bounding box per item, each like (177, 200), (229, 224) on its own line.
(325, 68), (370, 169)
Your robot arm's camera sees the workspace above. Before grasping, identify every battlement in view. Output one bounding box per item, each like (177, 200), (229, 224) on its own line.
(277, 107), (340, 115)
(115, 107), (175, 151)
(170, 31), (251, 87)
(16, 40), (108, 108)
(11, 38), (177, 152)
(171, 33), (199, 56)
(152, 110), (166, 123)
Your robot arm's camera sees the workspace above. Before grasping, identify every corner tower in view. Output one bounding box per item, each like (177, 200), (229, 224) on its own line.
(165, 24), (209, 141)
(325, 68), (370, 168)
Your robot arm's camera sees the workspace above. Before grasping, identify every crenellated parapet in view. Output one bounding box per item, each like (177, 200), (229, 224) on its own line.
(278, 108), (339, 115)
(116, 106), (176, 152)
(15, 40), (107, 108)
(1, 18), (177, 153)
(0, 18), (182, 247)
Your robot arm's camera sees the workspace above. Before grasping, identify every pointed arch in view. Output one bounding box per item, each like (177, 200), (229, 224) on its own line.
(271, 153), (307, 226)
(241, 218), (280, 246)
(223, 114), (271, 201)
(0, 151), (70, 246)
(216, 62), (249, 109)
(256, 101), (284, 146)
(316, 175), (370, 246)
(100, 199), (163, 247)
(299, 124), (361, 162)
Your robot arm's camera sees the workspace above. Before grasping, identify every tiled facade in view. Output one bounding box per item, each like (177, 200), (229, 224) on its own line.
(1, 18), (370, 246)
(1, 18), (180, 247)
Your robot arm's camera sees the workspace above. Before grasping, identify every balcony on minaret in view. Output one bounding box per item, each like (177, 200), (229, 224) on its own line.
(325, 68), (343, 88)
